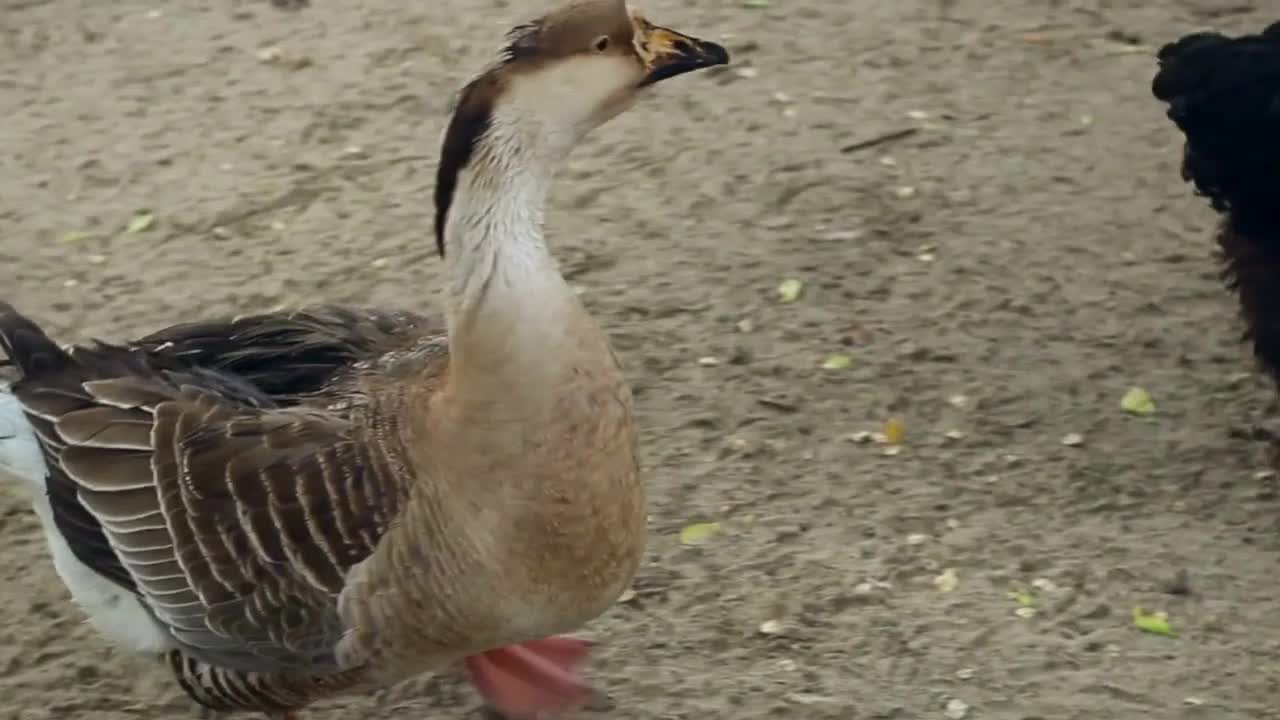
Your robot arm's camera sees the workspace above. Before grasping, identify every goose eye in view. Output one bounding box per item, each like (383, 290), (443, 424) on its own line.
(592, 35), (610, 53)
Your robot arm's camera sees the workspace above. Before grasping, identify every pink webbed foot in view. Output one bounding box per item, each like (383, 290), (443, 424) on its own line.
(462, 636), (593, 719)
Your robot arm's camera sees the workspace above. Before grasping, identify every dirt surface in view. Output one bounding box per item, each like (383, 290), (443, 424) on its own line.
(2, 0), (1279, 718)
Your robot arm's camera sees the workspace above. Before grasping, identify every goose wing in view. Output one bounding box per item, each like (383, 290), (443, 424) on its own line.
(130, 304), (439, 402)
(0, 303), (438, 673)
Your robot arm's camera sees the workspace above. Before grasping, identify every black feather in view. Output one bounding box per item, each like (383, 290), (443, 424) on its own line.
(1152, 21), (1280, 383)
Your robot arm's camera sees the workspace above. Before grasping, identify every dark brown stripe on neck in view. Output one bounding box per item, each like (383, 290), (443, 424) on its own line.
(434, 73), (506, 258)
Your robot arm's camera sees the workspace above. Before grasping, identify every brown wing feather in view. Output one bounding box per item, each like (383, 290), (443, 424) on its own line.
(0, 302), (441, 680)
(62, 372), (408, 673)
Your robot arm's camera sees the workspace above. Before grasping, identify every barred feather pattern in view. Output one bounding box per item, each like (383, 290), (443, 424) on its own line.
(168, 650), (368, 712)
(0, 302), (447, 712)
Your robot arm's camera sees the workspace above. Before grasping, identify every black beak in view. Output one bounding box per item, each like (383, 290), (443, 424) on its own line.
(637, 24), (730, 87)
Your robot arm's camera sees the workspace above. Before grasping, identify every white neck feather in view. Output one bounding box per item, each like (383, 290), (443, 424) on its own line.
(441, 116), (581, 390)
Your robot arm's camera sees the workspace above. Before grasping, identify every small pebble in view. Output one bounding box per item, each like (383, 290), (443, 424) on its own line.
(906, 533), (928, 545)
(945, 698), (970, 719)
(933, 568), (959, 593)
(697, 356), (721, 367)
(1061, 432), (1084, 447)
(822, 229), (863, 242)
(786, 693), (835, 706)
(758, 619), (784, 635)
(1031, 578), (1059, 593)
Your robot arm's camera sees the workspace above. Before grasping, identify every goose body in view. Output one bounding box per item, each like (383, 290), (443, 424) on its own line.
(0, 1), (727, 717)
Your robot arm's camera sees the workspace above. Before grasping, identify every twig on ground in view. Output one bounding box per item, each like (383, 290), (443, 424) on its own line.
(839, 128), (919, 154)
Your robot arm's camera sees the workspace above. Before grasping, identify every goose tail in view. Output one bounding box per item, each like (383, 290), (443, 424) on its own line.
(0, 302), (60, 496)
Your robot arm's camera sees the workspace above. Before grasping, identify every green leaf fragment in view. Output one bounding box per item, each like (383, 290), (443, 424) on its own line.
(1133, 606), (1176, 636)
(1009, 590), (1036, 607)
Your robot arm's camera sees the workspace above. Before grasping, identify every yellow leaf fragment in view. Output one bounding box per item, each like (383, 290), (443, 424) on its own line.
(884, 418), (905, 445)
(679, 522), (721, 546)
(777, 278), (803, 303)
(821, 354), (852, 370)
(1120, 387), (1155, 416)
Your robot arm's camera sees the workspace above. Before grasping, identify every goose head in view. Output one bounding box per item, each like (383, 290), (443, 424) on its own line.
(477, 0), (727, 146)
(434, 0), (728, 254)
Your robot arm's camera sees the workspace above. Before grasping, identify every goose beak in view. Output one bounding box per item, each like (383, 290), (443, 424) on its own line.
(635, 21), (730, 87)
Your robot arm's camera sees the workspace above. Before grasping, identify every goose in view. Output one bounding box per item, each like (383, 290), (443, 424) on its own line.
(0, 1), (728, 718)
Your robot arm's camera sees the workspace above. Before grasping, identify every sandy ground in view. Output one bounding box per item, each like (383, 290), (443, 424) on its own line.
(2, 0), (1279, 718)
